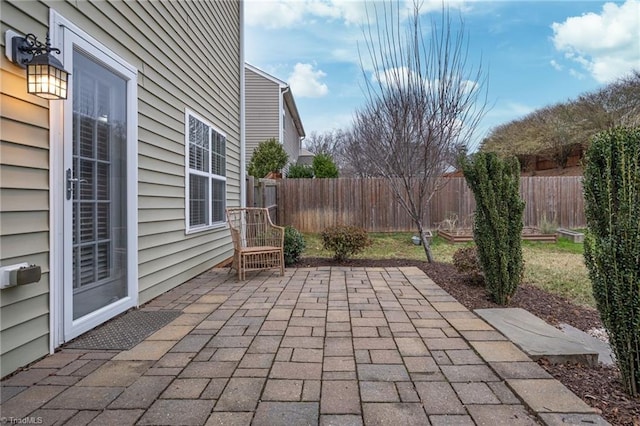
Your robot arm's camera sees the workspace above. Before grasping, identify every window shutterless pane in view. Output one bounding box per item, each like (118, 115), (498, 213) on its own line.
(211, 179), (226, 223)
(211, 133), (226, 176)
(186, 111), (226, 231)
(189, 116), (209, 172)
(189, 174), (208, 227)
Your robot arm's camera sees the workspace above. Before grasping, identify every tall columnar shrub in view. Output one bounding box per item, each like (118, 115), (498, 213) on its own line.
(583, 126), (640, 397)
(460, 152), (525, 305)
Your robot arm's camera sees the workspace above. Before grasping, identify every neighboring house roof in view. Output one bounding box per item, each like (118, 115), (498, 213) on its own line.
(297, 148), (315, 166)
(245, 63), (305, 138)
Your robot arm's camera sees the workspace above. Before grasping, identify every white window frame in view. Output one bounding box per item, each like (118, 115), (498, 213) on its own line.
(185, 109), (227, 233)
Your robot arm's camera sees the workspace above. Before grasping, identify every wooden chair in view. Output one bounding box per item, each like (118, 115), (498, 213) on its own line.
(226, 207), (285, 280)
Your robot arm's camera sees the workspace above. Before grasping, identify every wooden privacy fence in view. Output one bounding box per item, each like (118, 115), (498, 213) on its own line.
(279, 177), (586, 233)
(246, 176), (280, 224)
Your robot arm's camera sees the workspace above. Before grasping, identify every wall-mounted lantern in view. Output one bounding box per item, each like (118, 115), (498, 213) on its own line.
(6, 30), (70, 100)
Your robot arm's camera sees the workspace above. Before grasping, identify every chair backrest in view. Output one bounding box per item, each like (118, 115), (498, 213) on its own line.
(226, 208), (279, 248)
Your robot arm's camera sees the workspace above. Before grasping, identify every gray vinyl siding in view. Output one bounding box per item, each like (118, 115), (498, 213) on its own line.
(283, 106), (301, 165)
(245, 67), (281, 165)
(0, 0), (241, 377)
(46, 0), (242, 302)
(0, 0), (52, 378)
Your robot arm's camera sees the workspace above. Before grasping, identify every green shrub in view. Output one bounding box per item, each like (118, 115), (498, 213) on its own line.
(283, 226), (306, 266)
(460, 152), (525, 305)
(313, 153), (339, 178)
(583, 126), (640, 397)
(321, 225), (371, 261)
(452, 246), (483, 285)
(248, 138), (288, 178)
(287, 164), (314, 178)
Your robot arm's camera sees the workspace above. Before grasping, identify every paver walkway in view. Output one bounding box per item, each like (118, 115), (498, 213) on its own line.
(0, 267), (608, 425)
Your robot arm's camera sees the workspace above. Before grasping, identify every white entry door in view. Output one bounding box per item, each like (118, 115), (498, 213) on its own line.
(58, 22), (138, 341)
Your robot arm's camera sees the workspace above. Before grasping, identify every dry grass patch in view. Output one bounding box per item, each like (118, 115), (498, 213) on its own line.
(302, 232), (593, 307)
(303, 232), (460, 261)
(522, 245), (593, 307)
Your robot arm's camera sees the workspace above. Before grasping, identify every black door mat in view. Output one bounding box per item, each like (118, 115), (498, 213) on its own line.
(64, 310), (182, 350)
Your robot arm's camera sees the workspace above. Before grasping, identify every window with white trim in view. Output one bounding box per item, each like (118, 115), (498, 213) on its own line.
(185, 110), (226, 232)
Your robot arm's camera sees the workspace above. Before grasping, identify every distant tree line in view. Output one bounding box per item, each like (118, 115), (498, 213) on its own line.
(481, 71), (640, 169)
(301, 71), (639, 175)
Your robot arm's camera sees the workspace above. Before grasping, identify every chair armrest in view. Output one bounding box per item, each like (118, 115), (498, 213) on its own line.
(265, 224), (285, 248)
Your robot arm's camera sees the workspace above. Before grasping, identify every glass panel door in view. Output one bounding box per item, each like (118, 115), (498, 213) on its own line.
(71, 50), (128, 319)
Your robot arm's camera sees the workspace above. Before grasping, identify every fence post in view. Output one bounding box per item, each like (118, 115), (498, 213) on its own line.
(277, 179), (283, 226)
(246, 176), (255, 207)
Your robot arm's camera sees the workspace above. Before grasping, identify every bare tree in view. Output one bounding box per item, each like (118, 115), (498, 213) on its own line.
(304, 130), (344, 156)
(341, 128), (385, 177)
(482, 70), (640, 161)
(352, 1), (488, 262)
(577, 70), (640, 128)
(532, 103), (586, 169)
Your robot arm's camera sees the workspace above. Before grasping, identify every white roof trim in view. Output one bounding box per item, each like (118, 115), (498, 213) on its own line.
(245, 63), (305, 137)
(245, 63), (287, 88)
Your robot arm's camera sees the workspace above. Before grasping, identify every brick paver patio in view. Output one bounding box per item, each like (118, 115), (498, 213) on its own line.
(0, 267), (607, 425)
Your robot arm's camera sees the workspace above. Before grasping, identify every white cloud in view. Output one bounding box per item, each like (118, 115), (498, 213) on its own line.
(288, 63), (329, 97)
(372, 67), (478, 95)
(245, 0), (474, 29)
(244, 0), (369, 28)
(551, 0), (640, 83)
(549, 60), (563, 71)
(569, 69), (586, 80)
(327, 0), (369, 25)
(372, 67), (418, 89)
(245, 1), (307, 29)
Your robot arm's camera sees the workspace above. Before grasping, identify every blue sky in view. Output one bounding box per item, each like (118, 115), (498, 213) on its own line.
(244, 0), (640, 149)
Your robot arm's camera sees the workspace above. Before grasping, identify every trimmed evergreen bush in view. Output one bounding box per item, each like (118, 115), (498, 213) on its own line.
(248, 138), (289, 178)
(321, 225), (371, 261)
(283, 226), (306, 266)
(460, 152), (525, 305)
(312, 153), (339, 178)
(583, 126), (640, 397)
(287, 164), (314, 178)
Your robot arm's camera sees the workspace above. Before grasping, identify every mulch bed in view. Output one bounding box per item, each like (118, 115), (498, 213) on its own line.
(298, 257), (640, 426)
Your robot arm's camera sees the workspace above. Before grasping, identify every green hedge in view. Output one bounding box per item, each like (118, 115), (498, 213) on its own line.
(460, 152), (525, 305)
(583, 126), (640, 396)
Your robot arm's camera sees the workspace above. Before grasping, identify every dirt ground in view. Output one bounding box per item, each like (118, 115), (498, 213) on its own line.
(298, 257), (640, 426)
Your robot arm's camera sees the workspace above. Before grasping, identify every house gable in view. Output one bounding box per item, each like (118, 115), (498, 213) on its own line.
(244, 63), (305, 171)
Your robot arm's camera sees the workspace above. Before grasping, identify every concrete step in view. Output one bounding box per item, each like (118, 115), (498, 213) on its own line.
(559, 323), (614, 366)
(474, 308), (600, 367)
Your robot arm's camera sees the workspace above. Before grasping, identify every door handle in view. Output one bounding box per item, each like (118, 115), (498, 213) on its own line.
(66, 169), (88, 200)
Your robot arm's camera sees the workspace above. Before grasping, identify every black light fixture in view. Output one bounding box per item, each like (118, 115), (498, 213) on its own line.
(10, 32), (70, 100)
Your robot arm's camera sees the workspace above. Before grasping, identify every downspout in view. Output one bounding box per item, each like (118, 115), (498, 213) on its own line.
(279, 86), (289, 145)
(239, 0), (246, 207)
